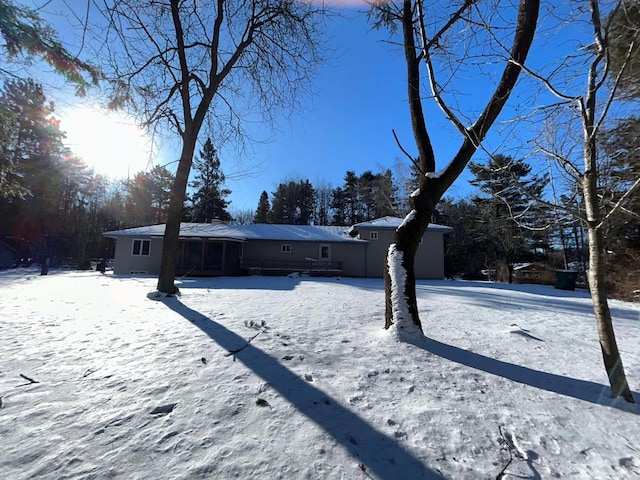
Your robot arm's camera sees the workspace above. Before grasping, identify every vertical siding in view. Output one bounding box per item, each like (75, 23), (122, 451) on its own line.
(359, 227), (446, 279)
(415, 232), (445, 279)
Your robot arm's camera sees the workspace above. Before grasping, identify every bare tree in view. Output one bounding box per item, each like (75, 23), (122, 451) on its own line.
(370, 0), (539, 339)
(95, 0), (328, 293)
(505, 0), (638, 402)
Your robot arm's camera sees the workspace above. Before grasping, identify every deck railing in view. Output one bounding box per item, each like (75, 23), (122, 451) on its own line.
(241, 259), (343, 276)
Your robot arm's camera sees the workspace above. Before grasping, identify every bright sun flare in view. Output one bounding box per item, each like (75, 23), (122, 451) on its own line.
(59, 106), (154, 179)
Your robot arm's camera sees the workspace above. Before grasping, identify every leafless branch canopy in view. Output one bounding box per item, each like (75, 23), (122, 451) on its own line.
(94, 0), (328, 147)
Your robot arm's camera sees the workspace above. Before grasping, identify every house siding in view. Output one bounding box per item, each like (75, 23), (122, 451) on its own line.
(357, 227), (446, 279)
(113, 237), (163, 275)
(241, 240), (365, 276)
(105, 219), (450, 279)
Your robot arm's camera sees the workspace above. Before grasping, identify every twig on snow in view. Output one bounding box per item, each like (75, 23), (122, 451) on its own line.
(224, 330), (264, 357)
(19, 374), (39, 384)
(358, 463), (374, 479)
(497, 425), (527, 479)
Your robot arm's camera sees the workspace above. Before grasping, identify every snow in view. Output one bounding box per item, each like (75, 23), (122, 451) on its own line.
(104, 223), (362, 243)
(352, 216), (452, 232)
(398, 210), (417, 230)
(386, 243), (424, 342)
(425, 170), (445, 179)
(1, 268), (639, 479)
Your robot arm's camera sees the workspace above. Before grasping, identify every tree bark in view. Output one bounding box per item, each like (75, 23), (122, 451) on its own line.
(156, 135), (196, 294)
(580, 0), (634, 402)
(585, 224), (635, 402)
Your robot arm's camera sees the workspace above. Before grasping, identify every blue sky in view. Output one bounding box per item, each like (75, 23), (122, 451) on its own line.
(30, 1), (563, 213)
(222, 8), (476, 212)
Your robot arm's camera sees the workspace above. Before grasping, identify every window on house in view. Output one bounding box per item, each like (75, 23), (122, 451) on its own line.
(370, 231), (378, 240)
(132, 239), (150, 256)
(319, 244), (330, 260)
(281, 244), (292, 253)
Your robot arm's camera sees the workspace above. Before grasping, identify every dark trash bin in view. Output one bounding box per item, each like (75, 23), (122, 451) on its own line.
(555, 270), (578, 290)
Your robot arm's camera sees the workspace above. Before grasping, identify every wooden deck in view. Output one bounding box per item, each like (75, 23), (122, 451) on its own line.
(241, 259), (343, 277)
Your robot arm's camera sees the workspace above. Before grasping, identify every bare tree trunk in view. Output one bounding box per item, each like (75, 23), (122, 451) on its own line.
(582, 108), (634, 401)
(384, 202), (434, 337)
(585, 225), (635, 402)
(580, 0), (634, 402)
(157, 136), (196, 294)
(383, 0), (539, 336)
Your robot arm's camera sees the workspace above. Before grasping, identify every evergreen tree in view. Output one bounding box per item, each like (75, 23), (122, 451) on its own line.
(187, 138), (231, 222)
(330, 186), (347, 225)
(469, 154), (548, 282)
(0, 78), (112, 267)
(374, 169), (399, 217)
(601, 116), (640, 242)
(608, 0), (640, 99)
(268, 179), (316, 225)
(436, 197), (490, 279)
(298, 179), (316, 225)
(254, 190), (270, 223)
(0, 0), (100, 90)
(0, 78), (65, 199)
(343, 170), (359, 224)
(269, 182), (294, 224)
(313, 179), (333, 226)
(126, 165), (174, 225)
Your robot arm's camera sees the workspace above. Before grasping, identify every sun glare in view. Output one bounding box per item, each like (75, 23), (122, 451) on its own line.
(60, 106), (154, 179)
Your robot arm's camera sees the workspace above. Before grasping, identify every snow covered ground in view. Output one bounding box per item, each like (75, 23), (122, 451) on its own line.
(0, 269), (638, 479)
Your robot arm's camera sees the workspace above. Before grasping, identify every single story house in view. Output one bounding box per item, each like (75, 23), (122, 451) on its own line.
(103, 216), (452, 279)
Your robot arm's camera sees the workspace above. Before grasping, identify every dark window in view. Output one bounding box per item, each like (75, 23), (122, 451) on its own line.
(132, 239), (150, 256)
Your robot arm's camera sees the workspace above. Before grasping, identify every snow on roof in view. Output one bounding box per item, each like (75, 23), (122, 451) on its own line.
(241, 224), (362, 242)
(352, 216), (453, 232)
(103, 222), (364, 243)
(103, 222), (248, 241)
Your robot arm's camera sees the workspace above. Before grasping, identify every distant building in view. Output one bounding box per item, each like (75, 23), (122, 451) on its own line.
(103, 216), (452, 279)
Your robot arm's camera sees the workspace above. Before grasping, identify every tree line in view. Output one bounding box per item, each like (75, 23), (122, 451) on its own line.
(2, 75), (636, 306)
(253, 170), (400, 226)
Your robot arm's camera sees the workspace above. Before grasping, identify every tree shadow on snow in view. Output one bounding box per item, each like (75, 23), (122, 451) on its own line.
(162, 297), (445, 480)
(408, 336), (640, 414)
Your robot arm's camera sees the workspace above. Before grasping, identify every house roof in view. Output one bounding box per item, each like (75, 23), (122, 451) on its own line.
(103, 222), (247, 241)
(103, 221), (365, 243)
(241, 224), (363, 243)
(352, 216), (453, 232)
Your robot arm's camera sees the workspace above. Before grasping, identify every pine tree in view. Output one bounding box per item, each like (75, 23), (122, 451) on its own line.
(0, 0), (100, 90)
(330, 187), (347, 225)
(469, 154), (548, 282)
(608, 0), (640, 99)
(188, 138), (231, 222)
(268, 179), (316, 225)
(126, 165), (174, 225)
(254, 190), (270, 223)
